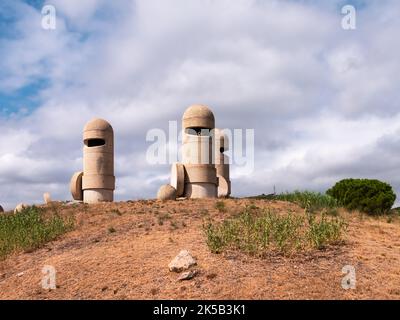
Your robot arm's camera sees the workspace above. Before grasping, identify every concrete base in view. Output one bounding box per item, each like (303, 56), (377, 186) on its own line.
(184, 183), (217, 199)
(84, 189), (113, 204)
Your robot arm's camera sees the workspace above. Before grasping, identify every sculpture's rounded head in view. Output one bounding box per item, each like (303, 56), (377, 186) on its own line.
(84, 118), (113, 132)
(182, 104), (215, 132)
(83, 118), (113, 148)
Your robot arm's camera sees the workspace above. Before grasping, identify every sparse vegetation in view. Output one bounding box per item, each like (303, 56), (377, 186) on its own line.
(250, 191), (338, 213)
(386, 216), (393, 224)
(274, 191), (338, 212)
(306, 213), (346, 249)
(0, 206), (74, 260)
(327, 179), (396, 215)
(157, 213), (171, 226)
(111, 209), (122, 216)
(170, 220), (179, 230)
(204, 206), (346, 255)
(215, 201), (226, 212)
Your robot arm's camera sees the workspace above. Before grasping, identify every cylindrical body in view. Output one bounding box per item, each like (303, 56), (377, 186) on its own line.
(182, 105), (217, 198)
(82, 118), (115, 203)
(182, 134), (213, 164)
(214, 129), (231, 197)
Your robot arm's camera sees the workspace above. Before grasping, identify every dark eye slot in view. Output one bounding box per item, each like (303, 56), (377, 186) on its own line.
(86, 139), (105, 147)
(185, 127), (211, 136)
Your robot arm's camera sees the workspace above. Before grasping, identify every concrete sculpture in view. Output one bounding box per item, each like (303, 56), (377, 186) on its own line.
(14, 203), (27, 214)
(214, 128), (231, 198)
(0, 205), (3, 213)
(43, 192), (52, 204)
(182, 105), (218, 198)
(157, 184), (177, 200)
(157, 104), (231, 200)
(70, 118), (115, 204)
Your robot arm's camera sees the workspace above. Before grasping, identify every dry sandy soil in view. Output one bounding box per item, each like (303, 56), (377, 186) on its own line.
(1, 198), (400, 300)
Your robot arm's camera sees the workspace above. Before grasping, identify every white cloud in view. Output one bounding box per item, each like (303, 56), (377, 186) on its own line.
(1, 0), (400, 209)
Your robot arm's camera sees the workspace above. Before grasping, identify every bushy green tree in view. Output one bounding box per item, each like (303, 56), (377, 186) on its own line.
(326, 179), (396, 215)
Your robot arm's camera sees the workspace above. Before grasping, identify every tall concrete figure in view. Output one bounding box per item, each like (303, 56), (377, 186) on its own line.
(70, 118), (115, 203)
(181, 105), (218, 198)
(158, 104), (231, 200)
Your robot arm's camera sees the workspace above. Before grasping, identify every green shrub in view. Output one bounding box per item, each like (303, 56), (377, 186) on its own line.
(203, 206), (347, 256)
(326, 179), (396, 215)
(0, 206), (74, 259)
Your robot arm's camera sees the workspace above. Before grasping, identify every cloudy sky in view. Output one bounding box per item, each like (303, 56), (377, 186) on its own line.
(1, 0), (399, 210)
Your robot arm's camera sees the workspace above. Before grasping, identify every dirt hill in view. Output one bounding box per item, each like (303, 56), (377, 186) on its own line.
(1, 198), (399, 300)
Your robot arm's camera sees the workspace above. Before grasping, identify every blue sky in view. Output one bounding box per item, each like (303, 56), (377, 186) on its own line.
(0, 78), (48, 116)
(1, 0), (400, 210)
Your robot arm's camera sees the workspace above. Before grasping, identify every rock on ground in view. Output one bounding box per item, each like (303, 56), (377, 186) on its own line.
(177, 270), (198, 281)
(168, 250), (197, 272)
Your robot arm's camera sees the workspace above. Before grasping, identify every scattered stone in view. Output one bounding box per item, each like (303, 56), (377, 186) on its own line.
(157, 184), (177, 201)
(43, 192), (52, 204)
(168, 249), (197, 272)
(178, 270), (198, 281)
(63, 200), (83, 206)
(14, 203), (27, 214)
(16, 272), (24, 277)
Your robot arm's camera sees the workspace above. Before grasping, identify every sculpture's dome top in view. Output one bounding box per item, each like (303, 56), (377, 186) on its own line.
(182, 104), (215, 129)
(84, 118), (113, 132)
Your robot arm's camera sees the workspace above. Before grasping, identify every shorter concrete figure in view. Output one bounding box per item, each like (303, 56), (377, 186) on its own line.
(214, 128), (231, 198)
